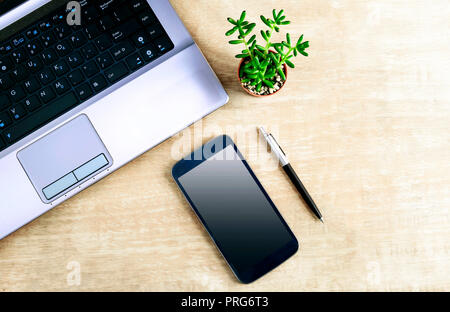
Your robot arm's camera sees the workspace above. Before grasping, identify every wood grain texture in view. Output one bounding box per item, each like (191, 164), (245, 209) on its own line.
(0, 0), (449, 291)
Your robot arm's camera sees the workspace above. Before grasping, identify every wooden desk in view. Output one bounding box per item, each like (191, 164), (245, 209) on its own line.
(1, 0), (449, 291)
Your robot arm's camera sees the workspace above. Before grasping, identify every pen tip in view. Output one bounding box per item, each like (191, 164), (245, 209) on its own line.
(320, 218), (324, 223)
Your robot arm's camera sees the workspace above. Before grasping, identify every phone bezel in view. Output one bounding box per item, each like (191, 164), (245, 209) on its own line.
(172, 135), (299, 284)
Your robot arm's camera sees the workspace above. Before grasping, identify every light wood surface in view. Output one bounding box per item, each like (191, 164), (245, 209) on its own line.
(1, 0), (449, 291)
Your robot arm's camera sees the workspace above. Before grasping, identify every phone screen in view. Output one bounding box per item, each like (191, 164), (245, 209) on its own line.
(176, 142), (297, 283)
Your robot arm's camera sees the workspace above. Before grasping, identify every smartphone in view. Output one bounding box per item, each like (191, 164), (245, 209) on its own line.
(172, 135), (298, 283)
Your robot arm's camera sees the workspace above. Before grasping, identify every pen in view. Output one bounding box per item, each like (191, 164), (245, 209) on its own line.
(259, 127), (324, 223)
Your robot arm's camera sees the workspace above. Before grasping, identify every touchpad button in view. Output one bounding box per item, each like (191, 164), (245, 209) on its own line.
(17, 114), (113, 203)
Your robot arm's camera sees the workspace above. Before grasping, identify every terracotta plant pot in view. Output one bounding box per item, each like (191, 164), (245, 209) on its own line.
(237, 57), (288, 97)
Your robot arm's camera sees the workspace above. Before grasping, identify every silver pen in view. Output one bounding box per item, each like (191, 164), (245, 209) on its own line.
(259, 127), (323, 222)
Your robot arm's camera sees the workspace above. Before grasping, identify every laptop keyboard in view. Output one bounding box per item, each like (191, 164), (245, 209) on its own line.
(0, 0), (174, 152)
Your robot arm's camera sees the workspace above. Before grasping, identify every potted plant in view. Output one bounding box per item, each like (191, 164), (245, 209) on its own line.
(226, 10), (310, 96)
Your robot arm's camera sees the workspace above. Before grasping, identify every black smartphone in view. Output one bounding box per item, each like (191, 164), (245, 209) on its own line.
(172, 135), (298, 283)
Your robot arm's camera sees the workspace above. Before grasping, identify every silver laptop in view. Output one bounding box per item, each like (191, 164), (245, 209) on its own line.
(0, 0), (228, 239)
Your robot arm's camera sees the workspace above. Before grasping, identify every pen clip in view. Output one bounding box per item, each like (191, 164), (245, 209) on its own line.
(269, 134), (286, 157)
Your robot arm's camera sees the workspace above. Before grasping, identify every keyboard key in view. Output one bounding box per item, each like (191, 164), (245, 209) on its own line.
(82, 61), (98, 77)
(68, 69), (84, 86)
(54, 24), (71, 40)
(55, 40), (72, 56)
(154, 36), (174, 54)
(52, 11), (66, 24)
(0, 57), (13, 73)
(131, 31), (150, 47)
(37, 68), (55, 85)
(141, 44), (157, 62)
(26, 57), (43, 73)
(67, 51), (84, 68)
(0, 111), (12, 129)
(40, 48), (58, 65)
(0, 94), (10, 109)
(0, 43), (13, 54)
(11, 48), (27, 64)
(81, 43), (98, 59)
(82, 5), (98, 24)
(11, 65), (29, 81)
(23, 76), (41, 93)
(104, 62), (128, 83)
(146, 24), (163, 40)
(25, 40), (43, 56)
(9, 104), (27, 120)
(85, 23), (101, 40)
(95, 34), (113, 51)
(138, 11), (156, 26)
(98, 15), (115, 31)
(40, 32), (56, 48)
(126, 53), (144, 70)
(76, 83), (92, 100)
(111, 41), (134, 60)
(52, 60), (70, 76)
(69, 31), (87, 48)
(97, 0), (120, 12)
(96, 52), (114, 69)
(24, 95), (41, 111)
(39, 86), (56, 103)
(0, 75), (14, 90)
(130, 0), (147, 13)
(9, 85), (26, 101)
(112, 5), (133, 23)
(110, 19), (140, 42)
(90, 74), (107, 92)
(3, 92), (78, 144)
(26, 27), (40, 39)
(39, 20), (52, 31)
(12, 35), (26, 47)
(54, 78), (70, 94)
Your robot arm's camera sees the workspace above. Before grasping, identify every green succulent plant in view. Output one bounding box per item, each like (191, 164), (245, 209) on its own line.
(226, 10), (309, 93)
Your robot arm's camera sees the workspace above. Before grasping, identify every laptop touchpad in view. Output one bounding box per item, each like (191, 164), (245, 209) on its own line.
(17, 114), (113, 204)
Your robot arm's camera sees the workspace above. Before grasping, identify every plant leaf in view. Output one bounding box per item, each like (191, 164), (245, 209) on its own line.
(280, 21), (290, 25)
(235, 53), (249, 58)
(277, 9), (284, 20)
(245, 68), (259, 74)
(299, 50), (309, 57)
(260, 15), (272, 28)
(272, 9), (277, 21)
(263, 79), (274, 88)
(285, 60), (295, 68)
(239, 11), (246, 23)
(260, 30), (268, 41)
(229, 40), (244, 44)
(297, 35), (304, 46)
(286, 33), (291, 45)
(244, 23), (256, 35)
(277, 67), (286, 80)
(227, 18), (237, 25)
(255, 49), (264, 58)
(248, 35), (256, 44)
(256, 81), (262, 92)
(225, 27), (238, 36)
(274, 44), (283, 54)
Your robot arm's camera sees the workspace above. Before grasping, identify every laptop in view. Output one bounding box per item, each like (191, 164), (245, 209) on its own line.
(0, 0), (228, 239)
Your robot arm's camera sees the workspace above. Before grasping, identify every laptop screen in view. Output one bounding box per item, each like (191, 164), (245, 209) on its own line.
(0, 0), (28, 15)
